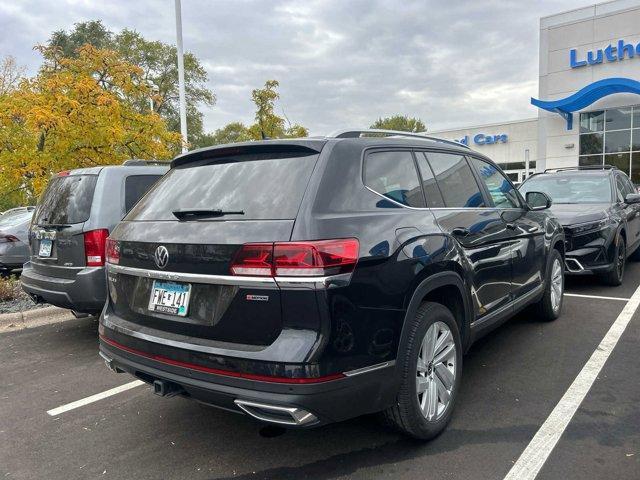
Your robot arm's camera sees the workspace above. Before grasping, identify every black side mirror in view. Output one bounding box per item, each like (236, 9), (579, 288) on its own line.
(625, 193), (640, 204)
(526, 191), (552, 210)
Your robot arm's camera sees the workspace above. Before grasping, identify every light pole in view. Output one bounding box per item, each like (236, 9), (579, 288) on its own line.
(175, 0), (188, 153)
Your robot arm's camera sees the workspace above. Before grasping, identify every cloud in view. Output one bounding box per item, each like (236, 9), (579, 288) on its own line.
(0, 0), (589, 135)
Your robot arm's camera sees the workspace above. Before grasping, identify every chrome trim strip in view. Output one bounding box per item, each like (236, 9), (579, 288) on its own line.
(107, 263), (276, 287)
(343, 361), (395, 377)
(107, 263), (351, 289)
(565, 258), (584, 273)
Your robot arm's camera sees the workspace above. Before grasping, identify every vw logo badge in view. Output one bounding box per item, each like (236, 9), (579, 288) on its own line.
(154, 245), (169, 269)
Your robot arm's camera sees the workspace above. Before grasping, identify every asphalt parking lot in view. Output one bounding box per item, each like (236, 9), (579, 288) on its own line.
(1, 267), (639, 480)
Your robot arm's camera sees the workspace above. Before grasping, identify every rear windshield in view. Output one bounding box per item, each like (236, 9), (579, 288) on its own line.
(0, 210), (32, 228)
(34, 175), (98, 225)
(128, 153), (319, 221)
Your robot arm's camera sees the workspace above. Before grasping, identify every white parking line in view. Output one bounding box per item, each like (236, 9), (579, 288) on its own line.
(504, 283), (640, 480)
(46, 380), (145, 417)
(564, 292), (630, 302)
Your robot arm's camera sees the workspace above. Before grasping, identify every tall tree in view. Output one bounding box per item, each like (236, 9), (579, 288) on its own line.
(46, 21), (215, 148)
(247, 80), (308, 140)
(0, 45), (181, 207)
(371, 115), (426, 133)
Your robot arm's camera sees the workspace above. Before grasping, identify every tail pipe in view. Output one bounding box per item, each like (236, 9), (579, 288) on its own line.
(565, 258), (584, 273)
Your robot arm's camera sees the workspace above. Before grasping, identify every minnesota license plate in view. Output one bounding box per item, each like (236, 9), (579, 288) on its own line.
(39, 239), (53, 258)
(148, 280), (191, 317)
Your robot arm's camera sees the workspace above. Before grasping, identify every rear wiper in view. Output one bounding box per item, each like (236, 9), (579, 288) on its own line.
(172, 209), (245, 221)
(35, 223), (72, 230)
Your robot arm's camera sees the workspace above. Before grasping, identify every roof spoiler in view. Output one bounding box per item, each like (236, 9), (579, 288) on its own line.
(170, 140), (325, 168)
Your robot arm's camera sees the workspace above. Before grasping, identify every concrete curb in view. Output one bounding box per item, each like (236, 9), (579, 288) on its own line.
(0, 306), (75, 332)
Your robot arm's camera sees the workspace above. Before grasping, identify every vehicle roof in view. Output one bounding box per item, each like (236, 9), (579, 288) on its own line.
(61, 164), (170, 176)
(171, 136), (479, 168)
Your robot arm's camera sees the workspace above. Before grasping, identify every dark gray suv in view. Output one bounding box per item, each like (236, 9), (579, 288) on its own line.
(21, 161), (168, 314)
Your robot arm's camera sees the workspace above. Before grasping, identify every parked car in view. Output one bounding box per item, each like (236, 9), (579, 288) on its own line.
(98, 130), (564, 440)
(0, 206), (35, 217)
(519, 165), (640, 286)
(0, 209), (33, 274)
(21, 161), (168, 314)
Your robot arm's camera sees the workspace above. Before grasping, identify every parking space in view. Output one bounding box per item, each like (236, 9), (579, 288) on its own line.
(1, 266), (639, 479)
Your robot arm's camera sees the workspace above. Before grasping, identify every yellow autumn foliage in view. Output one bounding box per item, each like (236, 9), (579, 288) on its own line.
(0, 45), (182, 206)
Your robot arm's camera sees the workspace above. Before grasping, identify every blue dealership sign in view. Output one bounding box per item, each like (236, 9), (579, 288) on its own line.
(570, 39), (640, 68)
(457, 134), (508, 146)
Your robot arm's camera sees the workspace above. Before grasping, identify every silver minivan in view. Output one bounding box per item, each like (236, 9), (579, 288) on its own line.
(21, 161), (168, 314)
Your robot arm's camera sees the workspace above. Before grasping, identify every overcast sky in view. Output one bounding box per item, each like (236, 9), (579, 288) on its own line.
(0, 0), (590, 135)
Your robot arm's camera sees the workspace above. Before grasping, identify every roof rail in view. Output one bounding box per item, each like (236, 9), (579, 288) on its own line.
(326, 129), (470, 149)
(544, 164), (617, 173)
(122, 159), (168, 166)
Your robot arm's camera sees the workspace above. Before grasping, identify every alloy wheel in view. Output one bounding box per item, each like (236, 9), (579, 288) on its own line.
(550, 258), (563, 312)
(416, 321), (456, 421)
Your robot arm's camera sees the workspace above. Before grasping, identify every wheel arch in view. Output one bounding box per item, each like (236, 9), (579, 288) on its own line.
(398, 271), (472, 358)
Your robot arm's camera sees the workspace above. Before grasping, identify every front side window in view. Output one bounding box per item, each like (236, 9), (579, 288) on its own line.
(425, 152), (485, 208)
(469, 157), (520, 208)
(364, 151), (425, 207)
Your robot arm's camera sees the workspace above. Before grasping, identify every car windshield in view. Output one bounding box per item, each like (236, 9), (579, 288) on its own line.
(520, 174), (612, 204)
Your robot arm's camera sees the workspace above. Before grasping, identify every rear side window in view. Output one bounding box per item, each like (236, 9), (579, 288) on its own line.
(469, 157), (520, 208)
(124, 175), (162, 213)
(425, 152), (485, 208)
(34, 175), (98, 225)
(129, 153), (318, 221)
(364, 151), (425, 208)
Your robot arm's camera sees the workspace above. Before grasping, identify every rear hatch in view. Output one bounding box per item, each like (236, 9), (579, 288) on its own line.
(108, 145), (322, 347)
(30, 172), (99, 279)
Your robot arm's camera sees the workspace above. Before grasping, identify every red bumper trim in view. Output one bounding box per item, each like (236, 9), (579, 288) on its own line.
(99, 335), (345, 384)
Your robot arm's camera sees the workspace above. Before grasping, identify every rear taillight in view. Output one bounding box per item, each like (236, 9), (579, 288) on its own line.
(0, 235), (19, 244)
(57, 170), (70, 177)
(230, 243), (273, 276)
(230, 239), (359, 277)
(83, 229), (109, 267)
(106, 237), (120, 265)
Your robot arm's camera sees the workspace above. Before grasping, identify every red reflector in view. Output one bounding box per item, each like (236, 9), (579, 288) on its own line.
(230, 243), (273, 276)
(84, 229), (109, 267)
(274, 239), (359, 276)
(229, 239), (359, 277)
(106, 237), (120, 265)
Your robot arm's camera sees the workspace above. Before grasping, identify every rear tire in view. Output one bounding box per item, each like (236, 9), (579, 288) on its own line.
(600, 235), (626, 286)
(382, 302), (462, 440)
(533, 249), (564, 322)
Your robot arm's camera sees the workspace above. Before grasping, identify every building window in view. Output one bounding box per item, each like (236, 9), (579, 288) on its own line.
(579, 106), (640, 182)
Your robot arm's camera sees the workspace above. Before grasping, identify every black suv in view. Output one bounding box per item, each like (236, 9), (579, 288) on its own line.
(519, 166), (640, 286)
(99, 130), (565, 439)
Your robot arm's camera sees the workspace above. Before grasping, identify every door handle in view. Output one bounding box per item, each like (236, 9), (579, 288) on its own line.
(451, 227), (470, 237)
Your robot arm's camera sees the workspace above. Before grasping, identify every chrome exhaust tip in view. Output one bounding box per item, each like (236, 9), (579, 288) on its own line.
(99, 351), (122, 373)
(565, 258), (584, 273)
(234, 399), (318, 426)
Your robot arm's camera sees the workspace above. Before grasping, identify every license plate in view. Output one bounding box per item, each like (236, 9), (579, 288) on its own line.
(148, 280), (191, 317)
(39, 239), (53, 258)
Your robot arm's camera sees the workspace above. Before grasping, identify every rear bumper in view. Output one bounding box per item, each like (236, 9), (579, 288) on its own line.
(20, 262), (107, 313)
(0, 243), (29, 269)
(98, 332), (398, 427)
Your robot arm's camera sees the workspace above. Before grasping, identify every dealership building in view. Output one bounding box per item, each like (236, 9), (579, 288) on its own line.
(432, 0), (640, 184)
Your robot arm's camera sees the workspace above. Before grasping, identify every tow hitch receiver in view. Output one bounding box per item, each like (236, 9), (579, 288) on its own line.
(153, 379), (183, 397)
